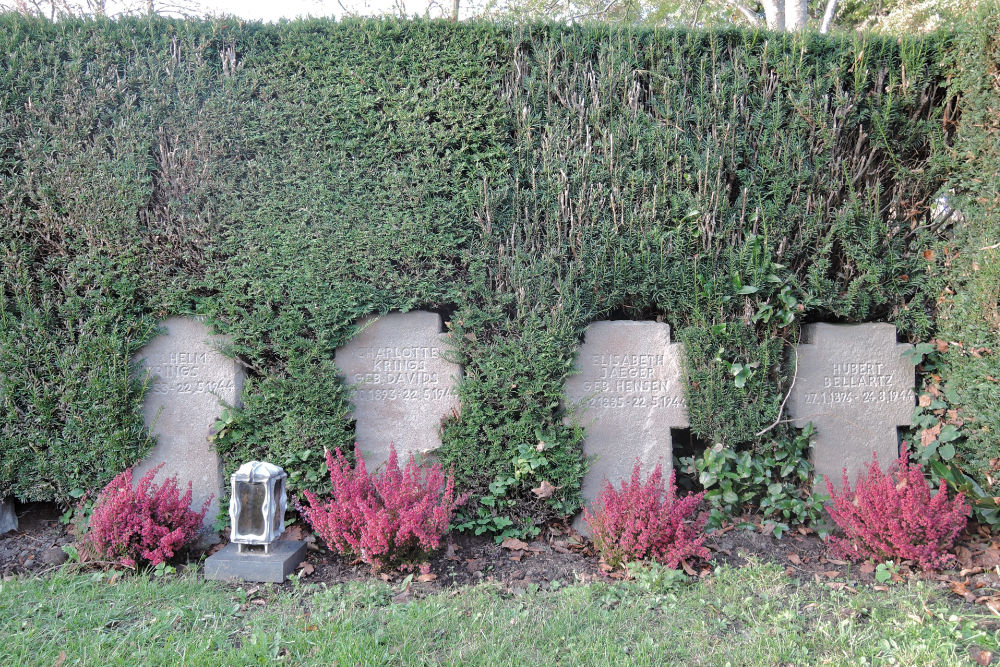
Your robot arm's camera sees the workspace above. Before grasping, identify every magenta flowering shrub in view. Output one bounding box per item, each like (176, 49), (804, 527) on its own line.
(300, 445), (466, 573)
(825, 452), (970, 570)
(84, 465), (210, 569)
(583, 462), (708, 570)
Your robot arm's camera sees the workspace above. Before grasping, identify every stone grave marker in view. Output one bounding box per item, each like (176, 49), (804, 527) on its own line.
(134, 317), (245, 530)
(787, 323), (915, 491)
(0, 499), (16, 534)
(565, 321), (689, 509)
(335, 311), (461, 470)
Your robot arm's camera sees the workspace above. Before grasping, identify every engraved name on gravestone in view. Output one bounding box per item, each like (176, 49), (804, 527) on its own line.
(787, 323), (915, 491)
(565, 321), (688, 508)
(335, 311), (461, 470)
(135, 317), (245, 529)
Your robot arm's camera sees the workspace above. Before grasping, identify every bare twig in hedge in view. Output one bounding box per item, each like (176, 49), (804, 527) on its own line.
(755, 348), (798, 439)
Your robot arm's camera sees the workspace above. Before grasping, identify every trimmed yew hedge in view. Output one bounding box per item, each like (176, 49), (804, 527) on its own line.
(1, 13), (992, 536)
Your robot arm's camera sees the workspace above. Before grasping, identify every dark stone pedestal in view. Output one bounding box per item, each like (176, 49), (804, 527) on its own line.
(204, 541), (307, 583)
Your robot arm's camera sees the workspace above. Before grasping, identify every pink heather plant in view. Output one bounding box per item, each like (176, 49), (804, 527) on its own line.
(583, 462), (708, 570)
(300, 445), (467, 574)
(84, 464), (210, 569)
(825, 451), (970, 570)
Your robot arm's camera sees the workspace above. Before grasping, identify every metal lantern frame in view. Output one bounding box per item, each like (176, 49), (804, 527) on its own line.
(229, 461), (287, 553)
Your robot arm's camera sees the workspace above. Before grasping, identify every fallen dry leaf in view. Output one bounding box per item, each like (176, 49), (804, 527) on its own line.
(283, 524), (307, 541)
(501, 538), (531, 551)
(465, 558), (484, 574)
(824, 558), (849, 566)
(531, 480), (560, 499)
(950, 580), (978, 603)
(823, 570), (840, 579)
(970, 647), (994, 666)
(956, 545), (974, 567)
(445, 542), (459, 561)
(298, 561), (314, 576)
(786, 553), (802, 566)
(919, 394), (932, 408)
(681, 560), (697, 576)
(873, 585), (889, 592)
(975, 547), (1000, 568)
(54, 651), (67, 667)
(509, 552), (523, 562)
(860, 561), (875, 574)
(416, 572), (437, 583)
(921, 423), (942, 448)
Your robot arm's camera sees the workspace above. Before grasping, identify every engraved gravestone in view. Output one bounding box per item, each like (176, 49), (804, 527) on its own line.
(565, 321), (689, 508)
(335, 311), (461, 470)
(787, 323), (915, 491)
(134, 317), (245, 529)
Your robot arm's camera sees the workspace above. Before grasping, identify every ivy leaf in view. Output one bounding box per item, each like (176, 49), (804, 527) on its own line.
(937, 424), (961, 443)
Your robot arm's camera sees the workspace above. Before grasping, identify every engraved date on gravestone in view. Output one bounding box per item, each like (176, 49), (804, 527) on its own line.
(146, 352), (236, 395)
(800, 362), (913, 405)
(348, 345), (456, 402)
(580, 353), (687, 409)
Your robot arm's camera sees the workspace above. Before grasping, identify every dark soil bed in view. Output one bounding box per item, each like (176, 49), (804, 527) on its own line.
(3, 502), (999, 614)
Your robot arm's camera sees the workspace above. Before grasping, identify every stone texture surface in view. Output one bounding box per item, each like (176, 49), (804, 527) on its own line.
(203, 541), (307, 583)
(565, 321), (688, 508)
(0, 499), (17, 535)
(788, 323), (915, 491)
(134, 317), (245, 530)
(335, 311), (461, 471)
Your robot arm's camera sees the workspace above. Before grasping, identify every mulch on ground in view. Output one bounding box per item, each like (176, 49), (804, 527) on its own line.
(3, 501), (999, 615)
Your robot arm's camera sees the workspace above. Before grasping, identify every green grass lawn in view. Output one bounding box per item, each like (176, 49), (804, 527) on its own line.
(1, 560), (997, 665)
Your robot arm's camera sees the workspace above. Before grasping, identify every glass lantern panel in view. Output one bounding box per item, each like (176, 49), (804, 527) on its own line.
(272, 478), (284, 529)
(236, 481), (266, 536)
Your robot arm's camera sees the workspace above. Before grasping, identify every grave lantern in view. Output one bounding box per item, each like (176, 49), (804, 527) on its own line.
(229, 461), (287, 553)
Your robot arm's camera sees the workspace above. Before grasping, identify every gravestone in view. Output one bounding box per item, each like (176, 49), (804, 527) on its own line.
(787, 323), (915, 491)
(0, 499), (16, 534)
(565, 321), (689, 509)
(335, 311), (461, 470)
(134, 317), (245, 530)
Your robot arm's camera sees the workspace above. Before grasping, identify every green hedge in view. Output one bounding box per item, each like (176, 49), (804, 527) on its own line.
(0, 14), (969, 535)
(920, 3), (1000, 496)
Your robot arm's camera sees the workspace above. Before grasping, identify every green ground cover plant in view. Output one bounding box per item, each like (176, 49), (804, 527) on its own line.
(0, 10), (995, 535)
(680, 424), (826, 536)
(0, 562), (996, 664)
